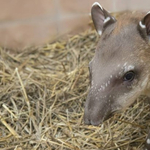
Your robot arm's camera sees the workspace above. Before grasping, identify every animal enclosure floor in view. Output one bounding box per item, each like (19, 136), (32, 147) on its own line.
(0, 30), (150, 150)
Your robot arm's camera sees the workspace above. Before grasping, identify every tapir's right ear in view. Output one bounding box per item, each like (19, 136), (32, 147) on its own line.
(91, 2), (116, 36)
(139, 12), (150, 39)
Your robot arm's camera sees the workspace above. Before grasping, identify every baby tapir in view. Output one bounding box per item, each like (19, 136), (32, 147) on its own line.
(84, 2), (150, 149)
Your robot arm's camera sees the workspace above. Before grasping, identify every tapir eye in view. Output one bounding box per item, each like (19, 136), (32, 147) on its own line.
(123, 71), (135, 82)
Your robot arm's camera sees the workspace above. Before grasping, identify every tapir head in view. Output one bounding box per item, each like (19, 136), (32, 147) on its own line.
(84, 2), (150, 126)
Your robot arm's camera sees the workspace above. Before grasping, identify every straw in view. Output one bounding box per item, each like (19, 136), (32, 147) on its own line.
(0, 29), (149, 150)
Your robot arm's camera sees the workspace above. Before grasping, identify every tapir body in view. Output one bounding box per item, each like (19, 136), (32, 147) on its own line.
(84, 2), (150, 149)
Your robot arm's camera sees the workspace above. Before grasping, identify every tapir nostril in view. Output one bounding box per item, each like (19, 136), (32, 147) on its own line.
(84, 118), (91, 125)
(91, 120), (100, 126)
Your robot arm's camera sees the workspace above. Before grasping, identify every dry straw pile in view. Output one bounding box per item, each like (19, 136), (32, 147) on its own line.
(0, 30), (150, 150)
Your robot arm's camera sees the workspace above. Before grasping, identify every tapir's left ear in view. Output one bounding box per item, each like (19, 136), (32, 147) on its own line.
(91, 2), (116, 36)
(139, 12), (150, 38)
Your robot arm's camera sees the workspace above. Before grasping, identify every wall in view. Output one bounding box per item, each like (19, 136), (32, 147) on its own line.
(0, 0), (150, 50)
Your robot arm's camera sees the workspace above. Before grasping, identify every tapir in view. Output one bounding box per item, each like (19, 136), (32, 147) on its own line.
(84, 2), (150, 150)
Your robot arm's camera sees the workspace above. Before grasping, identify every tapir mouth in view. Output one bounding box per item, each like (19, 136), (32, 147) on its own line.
(84, 110), (114, 126)
(84, 98), (114, 126)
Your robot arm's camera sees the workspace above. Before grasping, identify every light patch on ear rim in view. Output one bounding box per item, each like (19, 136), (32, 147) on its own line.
(139, 21), (146, 29)
(146, 11), (150, 15)
(104, 17), (110, 24)
(92, 2), (103, 10)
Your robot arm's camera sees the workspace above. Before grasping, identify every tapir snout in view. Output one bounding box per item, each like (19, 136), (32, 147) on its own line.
(84, 92), (112, 125)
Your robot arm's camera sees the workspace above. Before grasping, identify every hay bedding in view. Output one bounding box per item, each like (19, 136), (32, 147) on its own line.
(0, 29), (150, 150)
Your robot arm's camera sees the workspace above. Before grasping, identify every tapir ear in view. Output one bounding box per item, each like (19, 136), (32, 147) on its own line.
(91, 2), (116, 35)
(139, 12), (150, 38)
